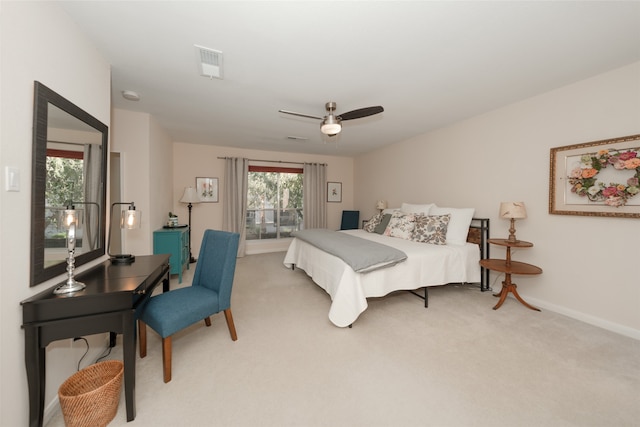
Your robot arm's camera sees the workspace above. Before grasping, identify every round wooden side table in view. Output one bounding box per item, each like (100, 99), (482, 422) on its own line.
(480, 239), (542, 311)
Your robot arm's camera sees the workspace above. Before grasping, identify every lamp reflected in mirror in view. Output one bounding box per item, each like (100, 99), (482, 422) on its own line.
(108, 202), (141, 264)
(64, 209), (78, 228)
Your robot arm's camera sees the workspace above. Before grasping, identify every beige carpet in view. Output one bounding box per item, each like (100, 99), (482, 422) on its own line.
(48, 252), (640, 427)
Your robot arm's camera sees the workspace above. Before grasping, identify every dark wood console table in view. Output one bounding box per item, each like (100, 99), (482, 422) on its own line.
(21, 254), (170, 427)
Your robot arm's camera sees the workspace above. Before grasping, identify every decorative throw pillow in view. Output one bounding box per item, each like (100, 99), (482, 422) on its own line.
(429, 206), (475, 245)
(373, 214), (392, 234)
(383, 211), (416, 240)
(363, 212), (383, 233)
(412, 214), (451, 245)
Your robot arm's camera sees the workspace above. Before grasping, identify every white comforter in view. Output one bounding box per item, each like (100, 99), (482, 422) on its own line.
(283, 229), (481, 327)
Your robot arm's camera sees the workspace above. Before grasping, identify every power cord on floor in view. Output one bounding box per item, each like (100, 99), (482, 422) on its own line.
(73, 337), (89, 371)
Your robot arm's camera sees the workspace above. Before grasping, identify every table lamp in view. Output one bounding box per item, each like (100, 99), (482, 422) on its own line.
(499, 201), (527, 243)
(53, 220), (86, 294)
(375, 200), (388, 212)
(180, 187), (201, 263)
(108, 201), (141, 264)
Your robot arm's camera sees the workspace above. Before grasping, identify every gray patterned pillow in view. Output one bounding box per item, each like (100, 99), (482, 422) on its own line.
(412, 214), (451, 245)
(373, 214), (392, 234)
(363, 212), (383, 233)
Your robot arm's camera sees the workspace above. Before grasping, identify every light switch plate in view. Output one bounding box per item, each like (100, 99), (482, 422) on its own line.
(5, 167), (20, 191)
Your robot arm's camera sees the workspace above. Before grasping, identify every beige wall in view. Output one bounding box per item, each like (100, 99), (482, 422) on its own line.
(0, 2), (111, 425)
(172, 143), (354, 255)
(111, 109), (173, 255)
(355, 61), (640, 338)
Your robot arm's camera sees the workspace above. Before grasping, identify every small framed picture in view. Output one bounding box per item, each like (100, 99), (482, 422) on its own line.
(327, 182), (342, 203)
(196, 177), (219, 203)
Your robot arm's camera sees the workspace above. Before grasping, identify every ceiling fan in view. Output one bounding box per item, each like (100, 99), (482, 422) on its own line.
(279, 102), (384, 137)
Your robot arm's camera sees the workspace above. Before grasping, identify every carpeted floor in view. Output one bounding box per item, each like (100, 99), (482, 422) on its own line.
(48, 251), (640, 427)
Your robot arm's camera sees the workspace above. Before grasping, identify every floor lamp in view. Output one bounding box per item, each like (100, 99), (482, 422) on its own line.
(180, 187), (201, 263)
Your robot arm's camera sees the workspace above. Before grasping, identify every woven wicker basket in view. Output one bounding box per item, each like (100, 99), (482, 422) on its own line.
(58, 360), (124, 427)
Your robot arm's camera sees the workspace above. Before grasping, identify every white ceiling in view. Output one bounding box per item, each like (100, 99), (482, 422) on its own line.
(58, 1), (640, 157)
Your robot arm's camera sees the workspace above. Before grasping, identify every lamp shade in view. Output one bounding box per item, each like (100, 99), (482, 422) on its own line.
(375, 200), (388, 210)
(64, 209), (78, 228)
(121, 208), (141, 229)
(180, 187), (201, 204)
(499, 202), (527, 219)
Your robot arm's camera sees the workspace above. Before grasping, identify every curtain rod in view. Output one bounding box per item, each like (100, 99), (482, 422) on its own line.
(217, 156), (326, 166)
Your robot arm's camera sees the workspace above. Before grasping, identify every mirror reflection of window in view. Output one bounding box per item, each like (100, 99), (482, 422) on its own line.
(44, 147), (84, 267)
(43, 103), (103, 268)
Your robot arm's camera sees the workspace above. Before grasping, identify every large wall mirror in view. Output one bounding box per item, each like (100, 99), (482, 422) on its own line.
(30, 81), (108, 286)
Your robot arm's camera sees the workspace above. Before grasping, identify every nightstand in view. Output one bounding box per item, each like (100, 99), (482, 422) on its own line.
(153, 227), (189, 283)
(480, 239), (542, 311)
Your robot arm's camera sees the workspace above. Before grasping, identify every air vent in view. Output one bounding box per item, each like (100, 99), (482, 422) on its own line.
(194, 45), (223, 79)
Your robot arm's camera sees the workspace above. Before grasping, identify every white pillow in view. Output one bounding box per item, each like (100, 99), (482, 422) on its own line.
(382, 208), (399, 215)
(400, 202), (434, 215)
(429, 205), (475, 244)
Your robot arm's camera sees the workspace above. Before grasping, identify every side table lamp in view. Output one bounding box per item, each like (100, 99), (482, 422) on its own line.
(499, 201), (527, 243)
(376, 200), (388, 212)
(180, 186), (201, 263)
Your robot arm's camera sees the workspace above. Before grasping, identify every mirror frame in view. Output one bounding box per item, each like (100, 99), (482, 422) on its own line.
(30, 81), (108, 286)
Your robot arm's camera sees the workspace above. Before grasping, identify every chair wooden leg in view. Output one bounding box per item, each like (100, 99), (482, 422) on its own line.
(224, 308), (238, 341)
(138, 320), (147, 358)
(204, 316), (211, 327)
(162, 336), (172, 383)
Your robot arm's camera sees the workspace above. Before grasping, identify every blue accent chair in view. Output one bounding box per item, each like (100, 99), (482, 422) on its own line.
(138, 229), (240, 382)
(340, 210), (360, 230)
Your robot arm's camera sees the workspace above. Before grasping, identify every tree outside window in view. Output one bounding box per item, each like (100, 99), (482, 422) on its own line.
(246, 167), (303, 240)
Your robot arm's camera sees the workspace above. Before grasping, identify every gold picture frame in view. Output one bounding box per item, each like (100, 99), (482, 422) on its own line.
(549, 134), (640, 218)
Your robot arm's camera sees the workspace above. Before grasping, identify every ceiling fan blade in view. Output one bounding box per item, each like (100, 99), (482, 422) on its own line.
(278, 109), (323, 120)
(338, 106), (384, 121)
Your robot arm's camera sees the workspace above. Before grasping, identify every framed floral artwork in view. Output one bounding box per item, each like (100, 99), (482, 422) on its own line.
(549, 134), (640, 218)
(196, 177), (218, 203)
(327, 182), (342, 203)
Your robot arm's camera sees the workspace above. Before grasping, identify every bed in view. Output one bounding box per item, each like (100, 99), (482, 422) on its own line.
(283, 205), (489, 327)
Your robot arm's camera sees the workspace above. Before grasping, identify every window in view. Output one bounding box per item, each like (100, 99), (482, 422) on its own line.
(246, 165), (303, 240)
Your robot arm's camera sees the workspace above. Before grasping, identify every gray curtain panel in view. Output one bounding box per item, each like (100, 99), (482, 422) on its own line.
(303, 163), (327, 229)
(83, 143), (102, 250)
(222, 157), (249, 256)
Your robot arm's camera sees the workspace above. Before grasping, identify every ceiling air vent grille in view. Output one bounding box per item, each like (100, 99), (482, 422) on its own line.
(194, 45), (223, 79)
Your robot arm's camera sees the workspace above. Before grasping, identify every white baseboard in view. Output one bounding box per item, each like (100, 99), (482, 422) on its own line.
(526, 296), (640, 340)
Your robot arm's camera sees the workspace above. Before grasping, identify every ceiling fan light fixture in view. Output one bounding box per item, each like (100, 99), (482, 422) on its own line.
(320, 115), (341, 135)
